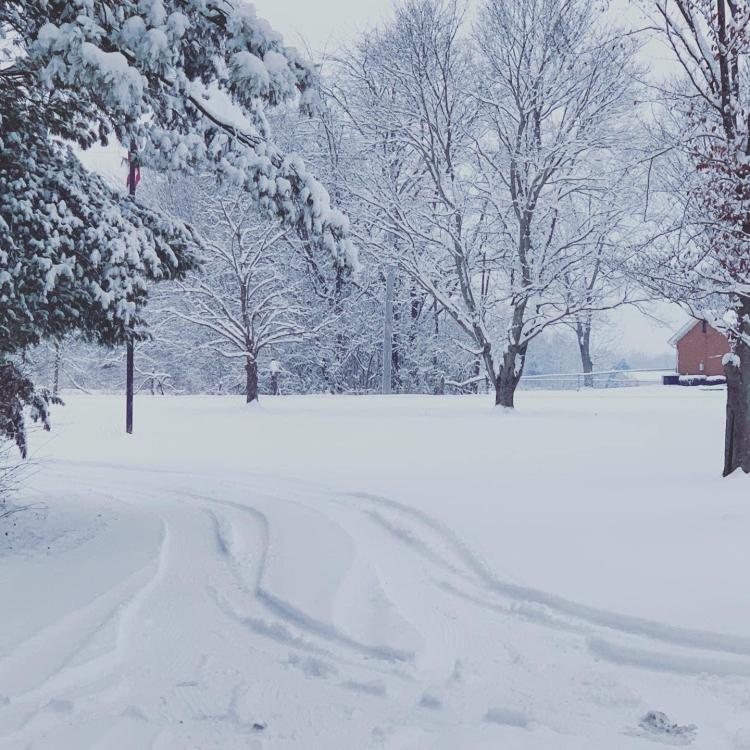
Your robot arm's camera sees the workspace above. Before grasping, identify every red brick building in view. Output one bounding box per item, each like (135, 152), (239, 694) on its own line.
(669, 320), (730, 377)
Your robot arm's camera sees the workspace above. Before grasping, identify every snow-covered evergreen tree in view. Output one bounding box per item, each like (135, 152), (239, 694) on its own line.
(0, 0), (356, 451)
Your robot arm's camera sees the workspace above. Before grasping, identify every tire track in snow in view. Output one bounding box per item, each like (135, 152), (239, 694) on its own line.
(588, 637), (750, 677)
(18, 462), (748, 745)
(4, 479), (285, 747)
(36, 467), (418, 685)
(0, 519), (171, 741)
(5, 466), (459, 745)
(185, 493), (415, 664)
(0, 485), (167, 696)
(80, 470), (750, 683)
(36, 465), (750, 677)
(343, 492), (750, 669)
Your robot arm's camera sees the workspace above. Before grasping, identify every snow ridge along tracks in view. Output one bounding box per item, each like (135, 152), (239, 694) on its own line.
(342, 491), (750, 674)
(193, 493), (415, 664)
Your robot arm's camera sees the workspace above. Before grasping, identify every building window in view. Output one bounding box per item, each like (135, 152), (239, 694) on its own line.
(702, 320), (707, 334)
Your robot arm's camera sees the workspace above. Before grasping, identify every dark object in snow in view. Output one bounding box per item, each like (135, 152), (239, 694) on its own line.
(252, 723), (266, 732)
(639, 711), (696, 743)
(419, 693), (442, 709)
(485, 706), (529, 728)
(678, 374), (726, 387)
(663, 373), (727, 386)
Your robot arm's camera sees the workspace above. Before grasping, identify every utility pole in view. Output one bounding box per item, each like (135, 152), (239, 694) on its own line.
(125, 143), (140, 435)
(382, 266), (395, 395)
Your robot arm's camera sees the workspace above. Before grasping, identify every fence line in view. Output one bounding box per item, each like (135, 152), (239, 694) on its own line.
(517, 368), (673, 391)
(521, 367), (670, 380)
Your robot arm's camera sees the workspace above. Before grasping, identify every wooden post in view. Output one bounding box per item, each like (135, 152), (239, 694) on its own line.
(126, 145), (138, 435)
(126, 340), (134, 433)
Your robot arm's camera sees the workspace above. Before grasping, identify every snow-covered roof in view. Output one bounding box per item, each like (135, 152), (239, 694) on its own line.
(668, 319), (701, 347)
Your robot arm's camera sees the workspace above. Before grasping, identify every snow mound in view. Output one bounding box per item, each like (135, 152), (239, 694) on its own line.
(638, 711), (697, 745)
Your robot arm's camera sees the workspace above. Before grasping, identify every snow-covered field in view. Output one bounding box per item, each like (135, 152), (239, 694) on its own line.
(2, 388), (750, 749)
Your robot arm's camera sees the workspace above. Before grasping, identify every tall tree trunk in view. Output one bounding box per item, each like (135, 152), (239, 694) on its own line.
(470, 357), (481, 394)
(576, 321), (594, 388)
(408, 285), (421, 388)
(245, 356), (259, 404)
(391, 275), (401, 392)
(495, 345), (527, 408)
(431, 301), (443, 395)
(494, 298), (528, 408)
(724, 297), (750, 475)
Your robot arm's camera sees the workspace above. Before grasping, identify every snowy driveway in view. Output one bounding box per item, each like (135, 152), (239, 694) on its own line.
(2, 390), (750, 748)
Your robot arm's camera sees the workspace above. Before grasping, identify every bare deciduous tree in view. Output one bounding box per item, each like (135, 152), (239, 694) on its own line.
(333, 0), (639, 407)
(641, 0), (750, 474)
(160, 179), (314, 403)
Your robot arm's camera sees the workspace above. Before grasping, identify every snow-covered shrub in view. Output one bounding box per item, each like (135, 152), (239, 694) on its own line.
(0, 361), (62, 458)
(0, 442), (18, 510)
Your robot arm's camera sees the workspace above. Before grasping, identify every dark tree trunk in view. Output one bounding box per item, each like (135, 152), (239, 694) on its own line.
(576, 321), (594, 388)
(431, 301), (443, 395)
(408, 286), (421, 388)
(245, 357), (259, 404)
(724, 298), (750, 476)
(495, 346), (527, 408)
(493, 287), (528, 408)
(495, 369), (517, 408)
(391, 280), (401, 392)
(433, 374), (445, 396)
(470, 357), (481, 394)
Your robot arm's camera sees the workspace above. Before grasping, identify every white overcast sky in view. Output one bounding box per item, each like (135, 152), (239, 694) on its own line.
(250, 0), (390, 53)
(249, 0), (666, 57)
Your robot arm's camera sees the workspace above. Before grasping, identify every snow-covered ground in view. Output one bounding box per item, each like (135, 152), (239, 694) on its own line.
(2, 388), (750, 749)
